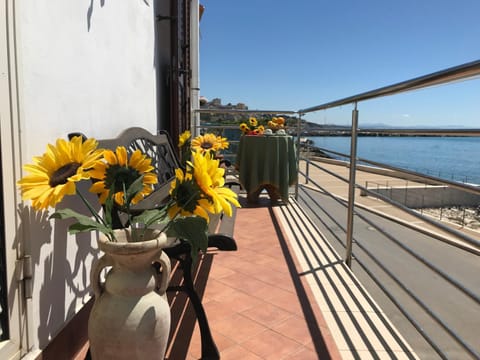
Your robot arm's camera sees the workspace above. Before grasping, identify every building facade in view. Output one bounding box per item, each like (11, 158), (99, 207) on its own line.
(0, 1), (197, 358)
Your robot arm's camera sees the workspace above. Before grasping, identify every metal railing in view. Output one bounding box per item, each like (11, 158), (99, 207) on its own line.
(195, 59), (480, 359)
(298, 59), (480, 113)
(298, 60), (480, 267)
(296, 60), (480, 359)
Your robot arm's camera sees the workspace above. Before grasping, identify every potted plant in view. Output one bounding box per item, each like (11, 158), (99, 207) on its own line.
(17, 135), (240, 359)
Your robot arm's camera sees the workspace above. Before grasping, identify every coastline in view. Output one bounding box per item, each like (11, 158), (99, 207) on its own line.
(303, 135), (480, 185)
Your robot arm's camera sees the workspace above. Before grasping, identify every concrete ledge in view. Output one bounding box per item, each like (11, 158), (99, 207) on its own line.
(364, 185), (480, 208)
(307, 157), (431, 184)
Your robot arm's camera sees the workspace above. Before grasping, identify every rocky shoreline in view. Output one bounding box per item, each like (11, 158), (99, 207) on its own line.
(299, 142), (333, 159)
(421, 206), (480, 230)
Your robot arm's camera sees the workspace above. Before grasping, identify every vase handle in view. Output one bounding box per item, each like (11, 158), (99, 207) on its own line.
(154, 251), (171, 295)
(91, 254), (113, 299)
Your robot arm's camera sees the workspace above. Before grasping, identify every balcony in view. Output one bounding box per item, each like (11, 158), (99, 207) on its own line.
(166, 194), (339, 359)
(165, 60), (479, 360)
(161, 157), (478, 359)
(65, 61), (480, 360)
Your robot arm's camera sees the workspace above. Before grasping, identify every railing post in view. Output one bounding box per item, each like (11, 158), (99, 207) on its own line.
(404, 180), (409, 206)
(295, 113), (302, 200)
(345, 103), (359, 268)
(305, 160), (310, 185)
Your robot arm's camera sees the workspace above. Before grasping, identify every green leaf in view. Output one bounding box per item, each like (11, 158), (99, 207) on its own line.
(167, 216), (208, 264)
(103, 183), (116, 228)
(49, 208), (113, 239)
(125, 175), (145, 205)
(68, 222), (112, 236)
(132, 208), (169, 229)
(49, 208), (90, 222)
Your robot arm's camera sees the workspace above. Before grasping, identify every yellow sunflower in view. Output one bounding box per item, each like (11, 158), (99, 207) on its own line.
(89, 147), (158, 206)
(249, 117), (258, 127)
(215, 135), (229, 150)
(168, 168), (214, 221)
(178, 130), (191, 148)
(239, 123), (249, 133)
(17, 136), (103, 210)
(191, 133), (222, 154)
(190, 152), (240, 217)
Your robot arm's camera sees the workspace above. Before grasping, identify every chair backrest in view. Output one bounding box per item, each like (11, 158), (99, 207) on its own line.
(98, 127), (181, 211)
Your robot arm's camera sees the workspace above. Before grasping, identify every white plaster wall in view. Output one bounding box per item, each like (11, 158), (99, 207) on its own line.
(14, 0), (160, 350)
(18, 0), (158, 151)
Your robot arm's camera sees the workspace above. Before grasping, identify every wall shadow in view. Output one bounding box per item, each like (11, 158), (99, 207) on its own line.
(14, 180), (101, 350)
(87, 0), (106, 31)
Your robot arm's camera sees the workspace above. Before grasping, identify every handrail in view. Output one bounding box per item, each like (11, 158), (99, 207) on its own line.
(197, 108), (297, 115)
(301, 159), (480, 251)
(314, 128), (480, 137)
(312, 145), (480, 195)
(299, 59), (480, 114)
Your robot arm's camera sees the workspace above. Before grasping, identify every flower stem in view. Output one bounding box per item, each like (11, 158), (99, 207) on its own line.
(76, 191), (105, 225)
(76, 190), (115, 241)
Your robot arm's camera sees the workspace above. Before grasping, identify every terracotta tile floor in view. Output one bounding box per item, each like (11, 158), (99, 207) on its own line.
(165, 195), (341, 360)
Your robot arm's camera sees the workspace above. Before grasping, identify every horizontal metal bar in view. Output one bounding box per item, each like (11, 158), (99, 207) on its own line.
(194, 124), (241, 129)
(308, 128), (480, 137)
(196, 108), (298, 115)
(310, 147), (480, 195)
(302, 160), (480, 251)
(299, 59), (480, 114)
(358, 128), (480, 136)
(299, 185), (480, 358)
(354, 156), (480, 195)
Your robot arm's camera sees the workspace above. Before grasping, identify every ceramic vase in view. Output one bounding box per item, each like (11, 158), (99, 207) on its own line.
(88, 228), (171, 360)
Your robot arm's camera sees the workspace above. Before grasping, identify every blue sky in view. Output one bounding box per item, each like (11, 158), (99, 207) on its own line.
(199, 0), (480, 127)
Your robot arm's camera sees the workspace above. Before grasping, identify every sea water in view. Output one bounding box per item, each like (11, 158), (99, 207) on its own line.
(308, 136), (480, 185)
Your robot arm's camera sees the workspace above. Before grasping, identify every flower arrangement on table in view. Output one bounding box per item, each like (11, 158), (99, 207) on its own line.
(239, 116), (287, 135)
(17, 135), (240, 260)
(239, 117), (265, 135)
(267, 117), (286, 132)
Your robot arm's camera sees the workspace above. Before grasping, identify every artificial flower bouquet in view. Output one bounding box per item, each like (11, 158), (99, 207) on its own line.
(17, 135), (240, 261)
(239, 117), (265, 135)
(239, 116), (286, 136)
(267, 117), (286, 131)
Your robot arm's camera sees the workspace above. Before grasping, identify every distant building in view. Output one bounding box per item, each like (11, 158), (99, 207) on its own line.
(201, 98), (249, 111)
(211, 98), (222, 106)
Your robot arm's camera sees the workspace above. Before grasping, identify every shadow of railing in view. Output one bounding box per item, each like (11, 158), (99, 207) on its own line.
(268, 206), (334, 359)
(166, 253), (215, 360)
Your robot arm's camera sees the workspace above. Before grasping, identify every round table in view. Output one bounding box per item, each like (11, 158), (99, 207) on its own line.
(235, 135), (298, 203)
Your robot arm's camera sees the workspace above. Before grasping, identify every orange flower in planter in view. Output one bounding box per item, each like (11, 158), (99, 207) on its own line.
(268, 117), (286, 131)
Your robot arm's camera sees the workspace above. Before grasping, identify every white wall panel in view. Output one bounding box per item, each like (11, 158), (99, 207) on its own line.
(13, 1), (159, 350)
